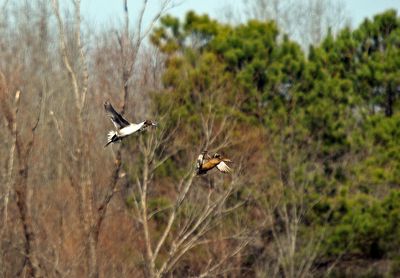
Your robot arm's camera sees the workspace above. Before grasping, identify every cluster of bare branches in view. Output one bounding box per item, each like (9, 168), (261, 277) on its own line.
(0, 0), (332, 277)
(1, 87), (44, 277)
(48, 0), (249, 277)
(120, 111), (249, 276)
(220, 0), (350, 48)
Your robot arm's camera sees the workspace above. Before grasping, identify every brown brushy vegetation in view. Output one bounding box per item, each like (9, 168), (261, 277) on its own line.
(2, 1), (400, 277)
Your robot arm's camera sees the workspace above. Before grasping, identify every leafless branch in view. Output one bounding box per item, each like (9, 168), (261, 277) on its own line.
(2, 90), (20, 232)
(11, 89), (44, 277)
(198, 239), (250, 278)
(51, 0), (82, 111)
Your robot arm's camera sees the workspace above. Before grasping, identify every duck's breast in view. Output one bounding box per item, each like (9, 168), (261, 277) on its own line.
(201, 159), (220, 171)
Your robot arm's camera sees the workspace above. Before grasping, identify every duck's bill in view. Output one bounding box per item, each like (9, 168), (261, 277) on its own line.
(152, 122), (158, 127)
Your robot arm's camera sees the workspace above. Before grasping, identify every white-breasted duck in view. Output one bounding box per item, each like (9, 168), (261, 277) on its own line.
(104, 100), (157, 147)
(196, 150), (232, 175)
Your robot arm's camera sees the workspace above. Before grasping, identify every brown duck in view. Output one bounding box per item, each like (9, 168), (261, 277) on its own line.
(196, 150), (232, 175)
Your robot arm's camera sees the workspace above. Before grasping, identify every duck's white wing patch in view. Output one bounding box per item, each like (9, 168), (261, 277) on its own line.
(196, 153), (204, 170)
(216, 161), (231, 173)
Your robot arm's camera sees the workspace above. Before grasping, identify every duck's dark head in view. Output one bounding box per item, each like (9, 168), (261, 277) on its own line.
(143, 120), (157, 127)
(201, 150), (208, 155)
(213, 153), (231, 162)
(213, 153), (221, 159)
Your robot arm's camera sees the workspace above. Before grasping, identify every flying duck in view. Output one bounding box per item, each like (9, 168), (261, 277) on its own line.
(104, 100), (156, 147)
(196, 150), (232, 175)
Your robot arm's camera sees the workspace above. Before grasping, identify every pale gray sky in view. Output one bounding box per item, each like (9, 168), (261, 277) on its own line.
(81, 0), (400, 30)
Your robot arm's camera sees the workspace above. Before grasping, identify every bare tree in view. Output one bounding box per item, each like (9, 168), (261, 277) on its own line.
(1, 89), (44, 277)
(269, 144), (323, 278)
(0, 2), (58, 276)
(242, 0), (350, 47)
(101, 0), (177, 233)
(116, 56), (250, 276)
(123, 121), (249, 277)
(51, 0), (97, 276)
(249, 122), (327, 277)
(51, 1), (179, 277)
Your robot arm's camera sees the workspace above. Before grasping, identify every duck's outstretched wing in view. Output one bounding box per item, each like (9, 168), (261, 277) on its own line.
(216, 161), (232, 173)
(104, 101), (130, 129)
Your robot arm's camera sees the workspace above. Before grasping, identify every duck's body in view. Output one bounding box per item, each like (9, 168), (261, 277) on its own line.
(106, 122), (146, 145)
(118, 122), (150, 137)
(104, 101), (156, 147)
(196, 151), (232, 175)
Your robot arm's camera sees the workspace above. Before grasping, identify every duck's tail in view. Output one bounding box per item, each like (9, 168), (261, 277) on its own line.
(104, 130), (118, 147)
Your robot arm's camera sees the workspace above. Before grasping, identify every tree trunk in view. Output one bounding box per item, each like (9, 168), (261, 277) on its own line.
(385, 85), (394, 117)
(15, 165), (42, 278)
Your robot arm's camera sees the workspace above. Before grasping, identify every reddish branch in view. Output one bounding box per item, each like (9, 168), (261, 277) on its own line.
(5, 90), (44, 277)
